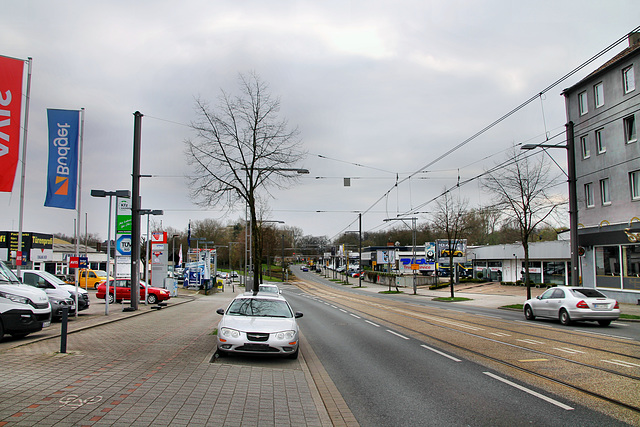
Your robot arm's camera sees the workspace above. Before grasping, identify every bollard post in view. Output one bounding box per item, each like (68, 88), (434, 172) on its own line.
(60, 306), (68, 354)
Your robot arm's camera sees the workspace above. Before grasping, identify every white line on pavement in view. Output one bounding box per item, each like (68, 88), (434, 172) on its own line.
(483, 372), (574, 411)
(420, 344), (462, 362)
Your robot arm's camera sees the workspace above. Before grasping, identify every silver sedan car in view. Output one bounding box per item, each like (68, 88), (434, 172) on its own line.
(216, 293), (303, 358)
(524, 286), (620, 326)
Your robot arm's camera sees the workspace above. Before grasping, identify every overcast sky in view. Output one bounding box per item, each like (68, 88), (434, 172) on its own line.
(1, 1), (639, 241)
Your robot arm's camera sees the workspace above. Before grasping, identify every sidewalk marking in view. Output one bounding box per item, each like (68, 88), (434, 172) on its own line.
(484, 372), (574, 410)
(420, 344), (462, 362)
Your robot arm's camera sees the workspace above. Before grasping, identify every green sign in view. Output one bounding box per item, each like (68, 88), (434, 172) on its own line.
(116, 198), (132, 233)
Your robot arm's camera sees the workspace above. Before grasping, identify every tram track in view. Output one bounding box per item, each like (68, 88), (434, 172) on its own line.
(291, 278), (640, 418)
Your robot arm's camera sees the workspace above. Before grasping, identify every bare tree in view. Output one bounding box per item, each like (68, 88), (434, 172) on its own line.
(185, 72), (306, 292)
(431, 191), (469, 298)
(482, 148), (564, 299)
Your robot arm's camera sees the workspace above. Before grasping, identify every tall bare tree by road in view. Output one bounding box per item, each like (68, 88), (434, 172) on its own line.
(431, 191), (469, 299)
(482, 148), (564, 299)
(185, 72), (306, 292)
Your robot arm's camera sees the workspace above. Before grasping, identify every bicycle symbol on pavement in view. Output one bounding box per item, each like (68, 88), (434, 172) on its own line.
(59, 394), (103, 408)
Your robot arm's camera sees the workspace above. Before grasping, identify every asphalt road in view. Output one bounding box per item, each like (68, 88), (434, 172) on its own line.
(284, 278), (634, 426)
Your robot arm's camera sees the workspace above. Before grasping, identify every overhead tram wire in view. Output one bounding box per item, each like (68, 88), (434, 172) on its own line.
(358, 26), (640, 221)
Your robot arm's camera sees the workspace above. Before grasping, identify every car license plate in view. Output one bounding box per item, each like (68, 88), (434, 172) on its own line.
(593, 303), (606, 309)
(42, 321), (51, 328)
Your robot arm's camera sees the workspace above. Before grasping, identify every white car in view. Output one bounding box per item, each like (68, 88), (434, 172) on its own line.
(524, 286), (620, 326)
(216, 293), (303, 358)
(17, 270), (90, 312)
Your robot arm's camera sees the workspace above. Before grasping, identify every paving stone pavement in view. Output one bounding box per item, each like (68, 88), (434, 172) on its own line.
(0, 288), (332, 427)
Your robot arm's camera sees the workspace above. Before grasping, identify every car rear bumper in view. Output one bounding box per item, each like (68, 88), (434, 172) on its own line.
(567, 308), (620, 321)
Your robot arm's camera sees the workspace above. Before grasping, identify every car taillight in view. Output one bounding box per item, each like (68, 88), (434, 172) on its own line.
(576, 300), (589, 309)
(614, 301), (619, 309)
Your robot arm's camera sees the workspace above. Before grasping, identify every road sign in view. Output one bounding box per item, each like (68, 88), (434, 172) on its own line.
(69, 257), (79, 268)
(116, 234), (132, 256)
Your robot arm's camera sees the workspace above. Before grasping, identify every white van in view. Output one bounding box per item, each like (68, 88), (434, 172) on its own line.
(17, 269), (90, 312)
(0, 261), (51, 340)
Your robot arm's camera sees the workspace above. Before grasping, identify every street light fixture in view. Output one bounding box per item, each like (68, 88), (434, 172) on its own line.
(91, 189), (131, 315)
(521, 123), (578, 287)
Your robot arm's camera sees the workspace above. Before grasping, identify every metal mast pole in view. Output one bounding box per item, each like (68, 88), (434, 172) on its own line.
(16, 57), (32, 273)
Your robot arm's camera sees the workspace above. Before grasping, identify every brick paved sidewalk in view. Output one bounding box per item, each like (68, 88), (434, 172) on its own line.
(0, 287), (331, 426)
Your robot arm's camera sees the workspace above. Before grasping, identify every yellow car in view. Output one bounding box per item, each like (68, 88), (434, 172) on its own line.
(440, 249), (463, 258)
(78, 269), (110, 289)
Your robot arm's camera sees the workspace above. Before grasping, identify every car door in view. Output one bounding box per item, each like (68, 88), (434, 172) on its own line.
(547, 288), (566, 318)
(138, 283), (146, 301)
(531, 288), (555, 317)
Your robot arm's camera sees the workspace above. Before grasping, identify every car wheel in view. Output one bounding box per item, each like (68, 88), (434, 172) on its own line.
(598, 320), (611, 327)
(287, 347), (299, 359)
(107, 293), (115, 304)
(147, 294), (158, 304)
(559, 309), (572, 326)
(524, 305), (535, 320)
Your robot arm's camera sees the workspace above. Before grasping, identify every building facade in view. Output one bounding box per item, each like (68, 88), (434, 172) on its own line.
(563, 33), (640, 303)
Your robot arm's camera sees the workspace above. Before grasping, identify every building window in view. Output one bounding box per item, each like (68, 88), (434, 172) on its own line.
(600, 178), (611, 205)
(595, 246), (621, 289)
(595, 128), (605, 153)
(594, 82), (604, 108)
(585, 182), (594, 207)
(623, 65), (635, 94)
(624, 115), (637, 144)
(631, 170), (640, 201)
(580, 135), (590, 159)
(578, 91), (588, 115)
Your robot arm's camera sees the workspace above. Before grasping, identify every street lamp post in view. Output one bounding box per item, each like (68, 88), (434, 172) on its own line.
(241, 167), (308, 292)
(521, 124), (578, 287)
(139, 209), (163, 304)
(91, 189), (131, 315)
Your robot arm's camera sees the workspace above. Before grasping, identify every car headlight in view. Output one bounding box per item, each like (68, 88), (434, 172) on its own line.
(0, 290), (30, 305)
(219, 328), (241, 339)
(274, 330), (296, 341)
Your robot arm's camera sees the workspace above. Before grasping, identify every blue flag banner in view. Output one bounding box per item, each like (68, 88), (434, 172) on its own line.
(45, 109), (80, 209)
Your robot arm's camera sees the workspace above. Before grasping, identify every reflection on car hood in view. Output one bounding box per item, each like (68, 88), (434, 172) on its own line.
(60, 284), (88, 294)
(219, 316), (297, 333)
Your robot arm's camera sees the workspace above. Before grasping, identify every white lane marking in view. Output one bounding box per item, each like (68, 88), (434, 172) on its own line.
(330, 305), (337, 308)
(490, 332), (511, 337)
(554, 347), (585, 355)
(339, 309), (347, 313)
(349, 313), (361, 319)
(610, 322), (625, 327)
(483, 372), (574, 411)
(517, 339), (544, 345)
(602, 359), (640, 368)
(365, 320), (381, 327)
(386, 330), (409, 340)
(475, 314), (503, 319)
(420, 344), (462, 362)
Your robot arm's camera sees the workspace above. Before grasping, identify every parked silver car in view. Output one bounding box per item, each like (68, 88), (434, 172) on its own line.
(216, 293), (302, 358)
(523, 286), (620, 326)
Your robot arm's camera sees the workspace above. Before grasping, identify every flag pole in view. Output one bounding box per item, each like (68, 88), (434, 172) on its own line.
(16, 57), (32, 274)
(73, 108), (85, 316)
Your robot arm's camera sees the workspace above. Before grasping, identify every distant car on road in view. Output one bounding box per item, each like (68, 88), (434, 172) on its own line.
(523, 286), (620, 326)
(96, 279), (171, 304)
(216, 293), (303, 359)
(258, 284), (281, 295)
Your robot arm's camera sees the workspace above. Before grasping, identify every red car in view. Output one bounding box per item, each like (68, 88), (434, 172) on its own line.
(96, 279), (171, 304)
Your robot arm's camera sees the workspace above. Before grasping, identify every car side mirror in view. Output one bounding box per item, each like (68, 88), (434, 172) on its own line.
(216, 308), (225, 315)
(536, 296), (541, 300)
(295, 312), (303, 318)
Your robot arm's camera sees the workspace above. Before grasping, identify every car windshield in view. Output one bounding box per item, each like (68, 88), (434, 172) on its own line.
(38, 271), (66, 285)
(94, 270), (108, 277)
(227, 298), (293, 318)
(572, 288), (606, 298)
(0, 261), (20, 284)
(258, 286), (279, 294)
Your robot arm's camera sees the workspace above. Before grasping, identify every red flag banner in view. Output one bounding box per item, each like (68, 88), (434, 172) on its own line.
(0, 56), (25, 192)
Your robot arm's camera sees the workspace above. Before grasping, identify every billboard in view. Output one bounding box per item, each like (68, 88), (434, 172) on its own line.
(0, 56), (25, 192)
(436, 239), (467, 261)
